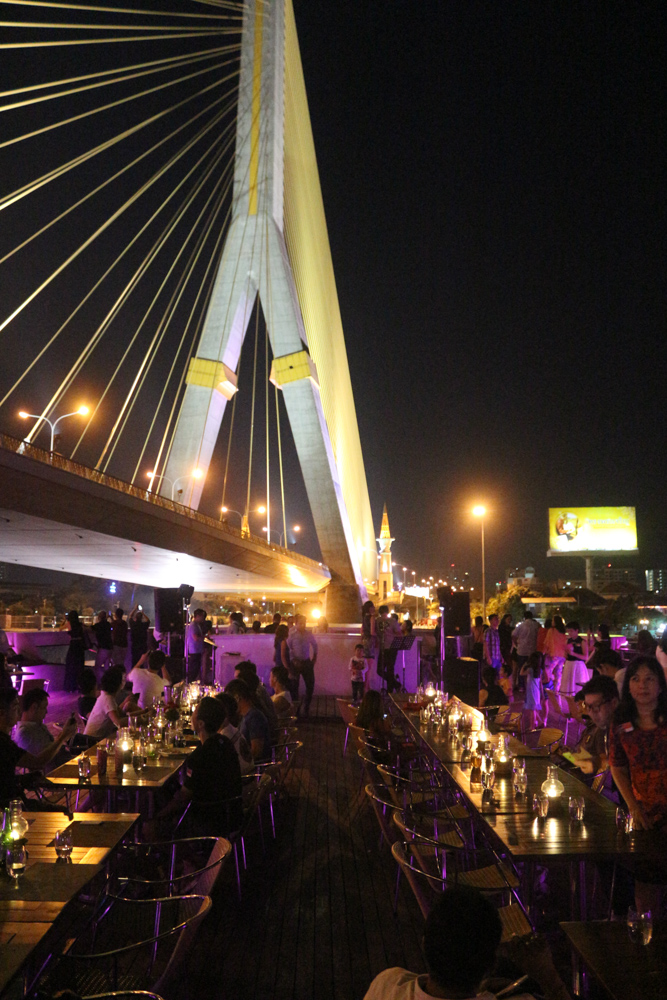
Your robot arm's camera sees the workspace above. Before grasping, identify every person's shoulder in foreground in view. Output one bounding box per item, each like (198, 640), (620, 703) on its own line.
(363, 886), (570, 1000)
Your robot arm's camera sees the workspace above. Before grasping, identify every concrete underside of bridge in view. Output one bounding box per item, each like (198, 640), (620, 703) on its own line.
(0, 446), (330, 596)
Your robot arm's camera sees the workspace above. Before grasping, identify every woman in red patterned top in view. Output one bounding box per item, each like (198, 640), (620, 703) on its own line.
(609, 655), (667, 913)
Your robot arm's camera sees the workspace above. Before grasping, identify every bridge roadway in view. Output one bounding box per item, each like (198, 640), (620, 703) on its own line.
(0, 434), (330, 595)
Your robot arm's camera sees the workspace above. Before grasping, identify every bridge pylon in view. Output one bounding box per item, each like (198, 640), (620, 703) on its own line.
(159, 0), (376, 622)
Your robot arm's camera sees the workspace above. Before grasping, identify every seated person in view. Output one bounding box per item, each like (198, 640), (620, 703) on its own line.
(356, 690), (392, 742)
(149, 696), (242, 837)
(597, 648), (624, 695)
(14, 688), (54, 756)
(215, 692), (254, 774)
(364, 885), (570, 1000)
(225, 678), (271, 762)
(234, 660), (279, 734)
(269, 665), (293, 719)
(0, 688), (77, 806)
(77, 668), (99, 721)
(479, 665), (509, 710)
(84, 666), (142, 739)
(128, 650), (170, 709)
(577, 674), (619, 772)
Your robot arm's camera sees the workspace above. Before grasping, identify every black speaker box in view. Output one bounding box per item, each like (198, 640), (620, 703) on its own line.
(154, 588), (184, 633)
(436, 590), (471, 636)
(443, 656), (480, 705)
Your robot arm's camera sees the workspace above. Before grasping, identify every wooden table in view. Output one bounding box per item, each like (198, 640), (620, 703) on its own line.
(0, 811), (138, 997)
(46, 745), (194, 812)
(560, 919), (667, 1000)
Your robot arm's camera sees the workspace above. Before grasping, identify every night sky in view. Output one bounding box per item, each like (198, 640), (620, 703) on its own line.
(0, 2), (665, 594)
(293, 0), (666, 586)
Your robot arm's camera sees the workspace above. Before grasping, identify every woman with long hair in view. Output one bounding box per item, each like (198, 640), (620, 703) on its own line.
(355, 689), (391, 741)
(610, 655), (667, 913)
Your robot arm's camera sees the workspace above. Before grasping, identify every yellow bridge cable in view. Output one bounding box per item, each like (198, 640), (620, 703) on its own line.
(0, 53), (238, 153)
(67, 130), (234, 458)
(0, 45), (234, 112)
(32, 109), (236, 441)
(0, 77), (237, 266)
(133, 196), (234, 487)
(0, 0), (240, 19)
(1, 19), (228, 32)
(0, 30), (235, 49)
(100, 172), (233, 473)
(0, 81), (237, 346)
(0, 97), (236, 416)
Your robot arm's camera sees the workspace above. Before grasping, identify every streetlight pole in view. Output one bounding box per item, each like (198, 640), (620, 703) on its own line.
(472, 505), (486, 622)
(19, 406), (89, 452)
(147, 469), (203, 502)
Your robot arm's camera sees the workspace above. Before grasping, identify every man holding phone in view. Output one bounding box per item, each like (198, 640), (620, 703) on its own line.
(0, 688), (77, 806)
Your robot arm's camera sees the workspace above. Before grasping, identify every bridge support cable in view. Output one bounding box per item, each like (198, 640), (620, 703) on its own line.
(97, 166), (234, 474)
(0, 45), (234, 114)
(132, 199), (235, 489)
(14, 102), (237, 448)
(1, 2), (237, 22)
(0, 60), (239, 206)
(70, 139), (233, 464)
(0, 100), (236, 416)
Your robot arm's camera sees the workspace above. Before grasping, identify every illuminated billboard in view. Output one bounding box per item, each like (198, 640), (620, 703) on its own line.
(548, 507), (637, 554)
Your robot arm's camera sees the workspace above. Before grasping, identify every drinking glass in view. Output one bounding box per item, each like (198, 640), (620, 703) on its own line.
(615, 807), (626, 831)
(627, 908), (652, 945)
(482, 768), (496, 791)
(568, 796), (585, 821)
(625, 814), (634, 834)
(55, 828), (73, 860)
(533, 793), (549, 818)
(514, 772), (528, 796)
(78, 756), (91, 782)
(6, 843), (27, 879)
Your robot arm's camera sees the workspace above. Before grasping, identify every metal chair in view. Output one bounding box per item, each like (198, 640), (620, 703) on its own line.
(44, 894), (211, 995)
(391, 841), (531, 940)
(524, 727), (564, 752)
(110, 836), (231, 899)
(337, 698), (359, 753)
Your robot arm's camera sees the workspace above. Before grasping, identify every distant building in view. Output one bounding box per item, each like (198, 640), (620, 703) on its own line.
(594, 566), (638, 586)
(506, 566), (538, 589)
(646, 569), (666, 593)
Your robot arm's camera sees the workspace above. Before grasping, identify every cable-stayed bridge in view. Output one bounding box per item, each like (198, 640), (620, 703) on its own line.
(0, 0), (376, 618)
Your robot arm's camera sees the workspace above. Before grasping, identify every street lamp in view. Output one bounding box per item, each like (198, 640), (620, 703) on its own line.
(262, 524), (301, 546)
(19, 406), (89, 452)
(146, 468), (203, 501)
(402, 567), (407, 588)
(472, 505), (486, 622)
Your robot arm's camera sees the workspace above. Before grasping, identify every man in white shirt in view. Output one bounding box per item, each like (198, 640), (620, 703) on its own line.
(364, 887), (570, 1000)
(128, 650), (168, 709)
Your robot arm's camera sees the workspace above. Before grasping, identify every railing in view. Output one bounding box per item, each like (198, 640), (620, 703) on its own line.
(0, 432), (326, 574)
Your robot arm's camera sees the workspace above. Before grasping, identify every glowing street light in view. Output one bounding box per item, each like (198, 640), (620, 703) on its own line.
(472, 505), (487, 622)
(262, 524), (302, 546)
(19, 405), (89, 453)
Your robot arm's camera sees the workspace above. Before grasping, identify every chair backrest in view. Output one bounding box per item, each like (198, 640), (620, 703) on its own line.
(347, 724), (366, 752)
(537, 727), (564, 748)
(192, 837), (232, 896)
(546, 689), (565, 716)
(364, 784), (399, 848)
(391, 841), (434, 920)
(336, 698), (359, 727)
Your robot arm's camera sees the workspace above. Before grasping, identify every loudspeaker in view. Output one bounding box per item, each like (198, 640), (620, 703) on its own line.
(443, 656), (480, 705)
(154, 588), (184, 633)
(436, 590), (471, 636)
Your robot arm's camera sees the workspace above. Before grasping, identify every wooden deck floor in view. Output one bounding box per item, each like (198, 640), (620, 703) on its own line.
(173, 696), (426, 1000)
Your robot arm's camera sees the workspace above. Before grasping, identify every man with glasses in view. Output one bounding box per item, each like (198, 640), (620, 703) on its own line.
(576, 674), (619, 777)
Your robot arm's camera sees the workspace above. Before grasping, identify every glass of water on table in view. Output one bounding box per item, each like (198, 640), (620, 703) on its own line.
(627, 907), (652, 945)
(55, 827), (73, 861)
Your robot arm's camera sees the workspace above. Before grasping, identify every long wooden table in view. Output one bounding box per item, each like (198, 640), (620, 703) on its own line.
(561, 919), (667, 1000)
(0, 811), (138, 997)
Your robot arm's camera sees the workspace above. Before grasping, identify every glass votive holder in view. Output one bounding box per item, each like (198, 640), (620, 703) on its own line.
(568, 796), (585, 821)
